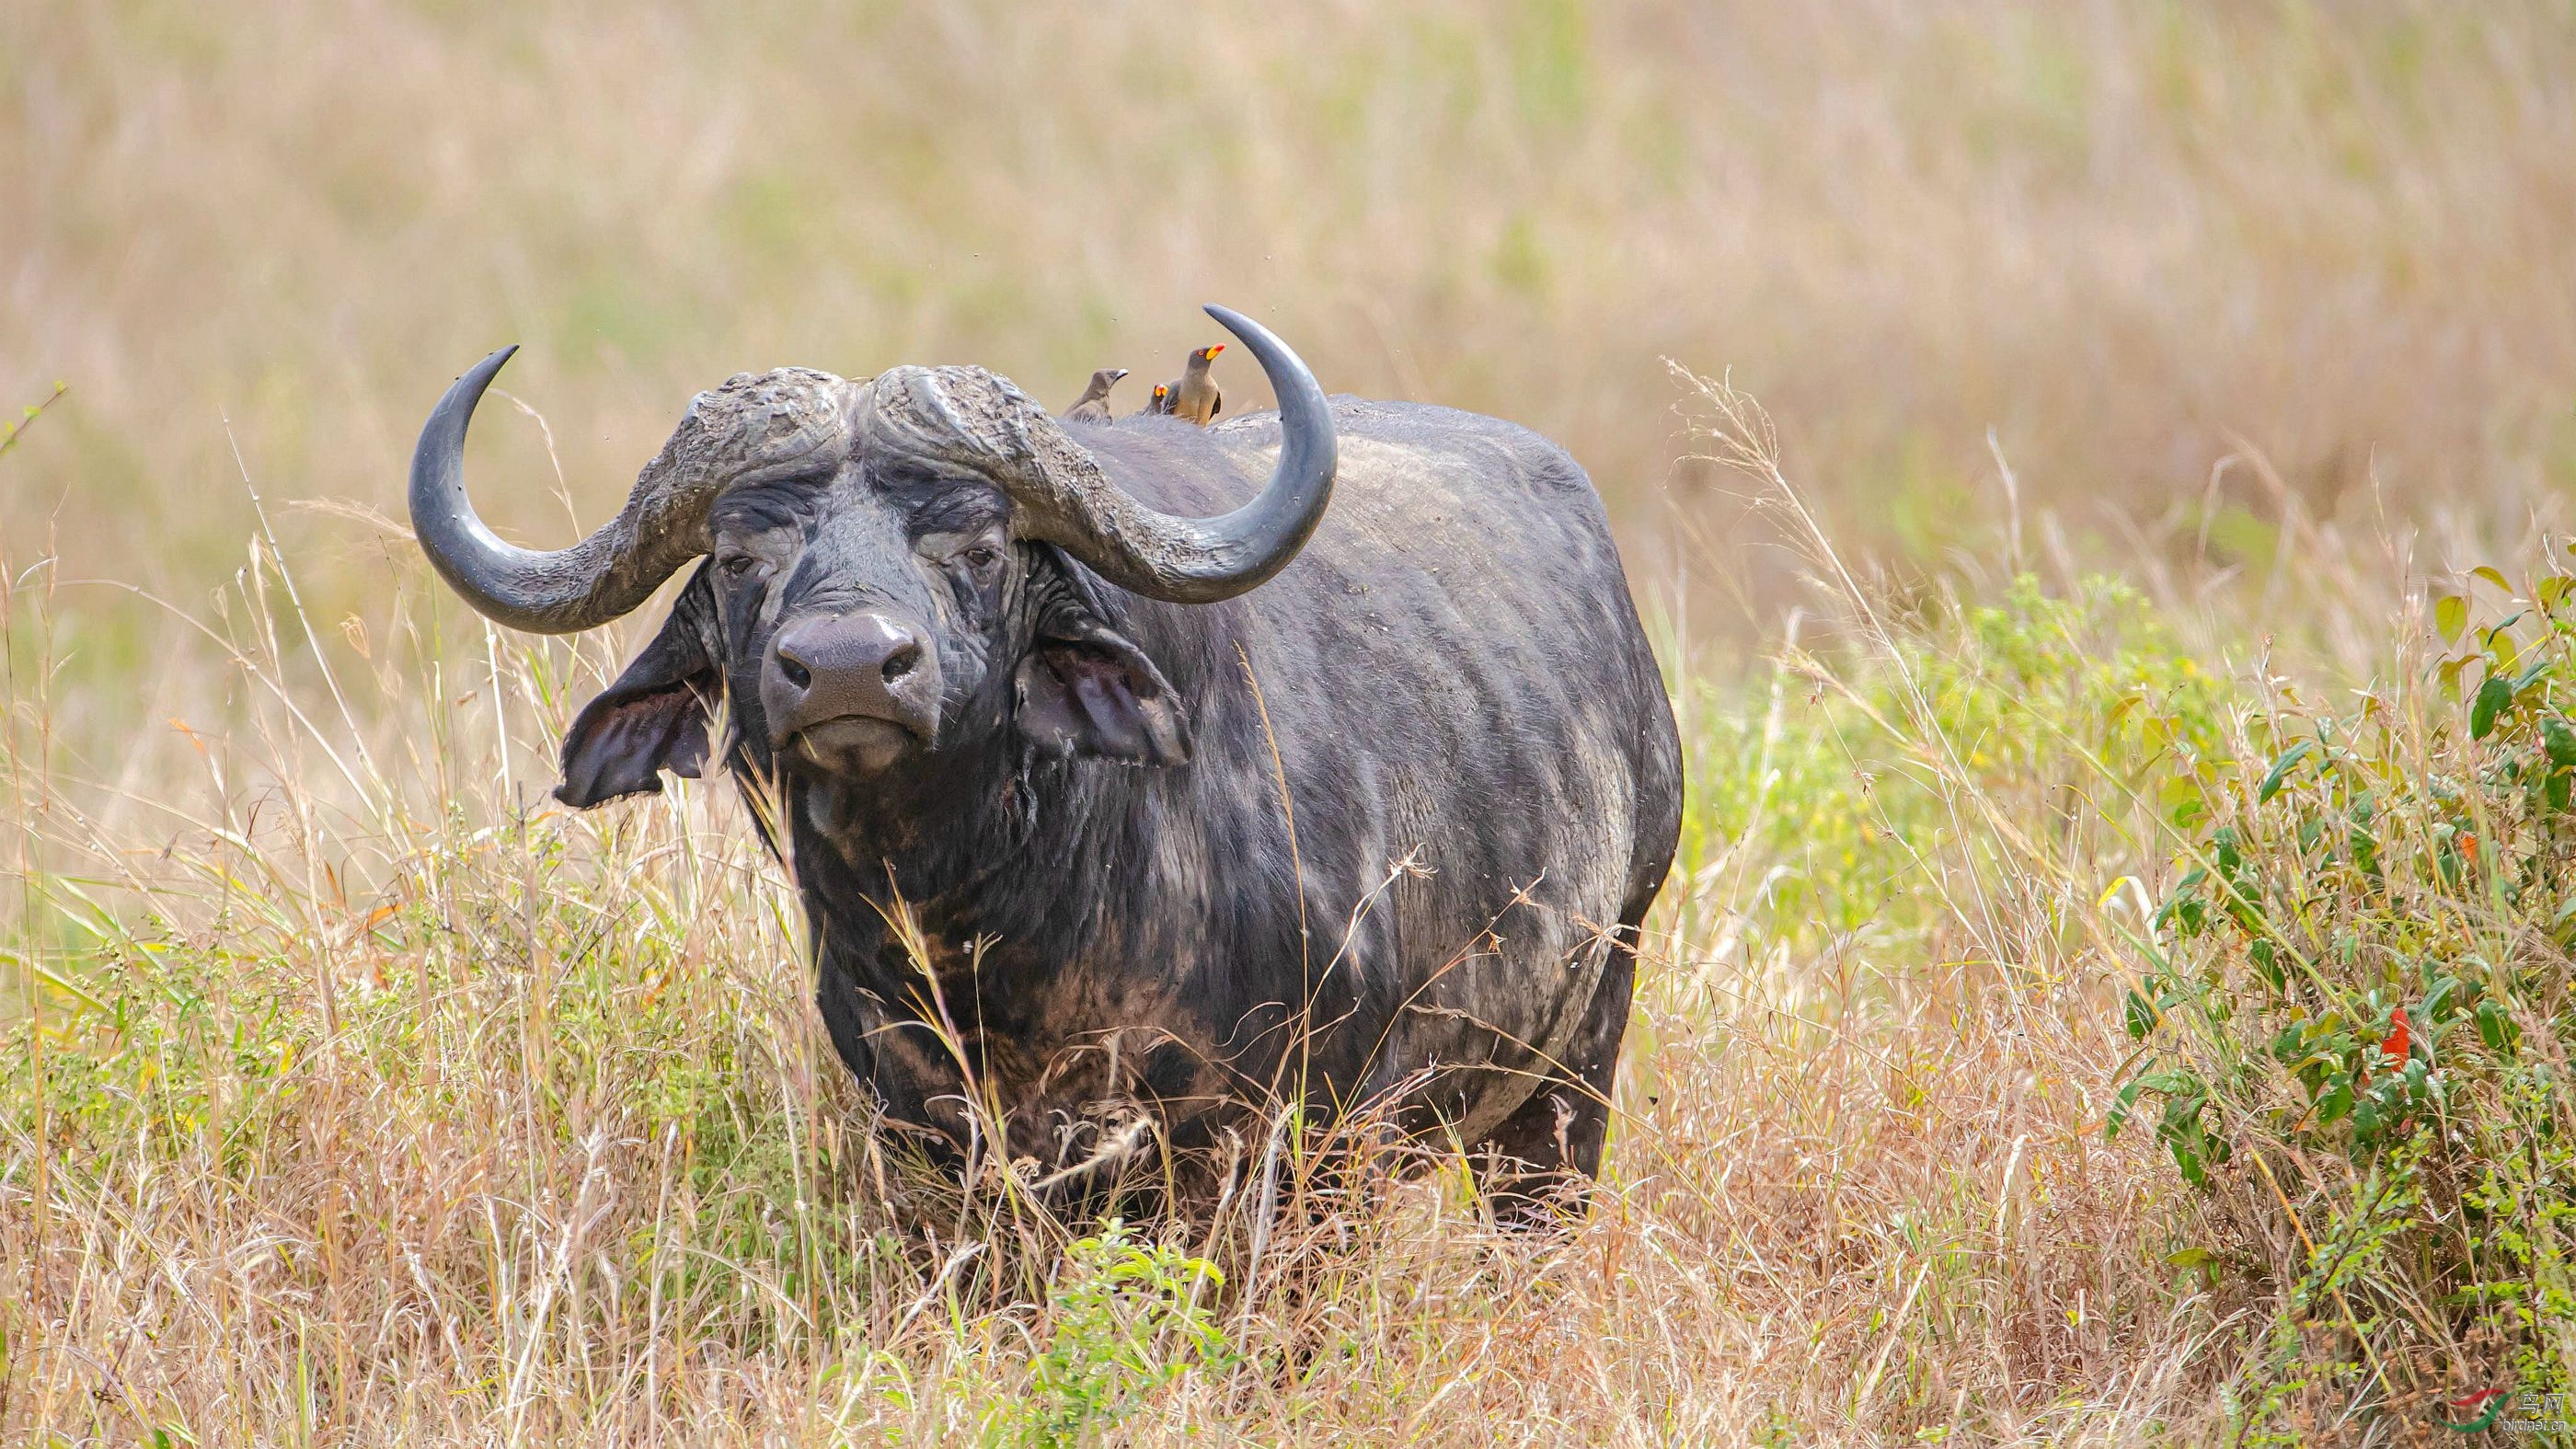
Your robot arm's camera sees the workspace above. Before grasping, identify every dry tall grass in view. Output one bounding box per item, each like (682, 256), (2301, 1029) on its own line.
(9, 3), (2576, 1443)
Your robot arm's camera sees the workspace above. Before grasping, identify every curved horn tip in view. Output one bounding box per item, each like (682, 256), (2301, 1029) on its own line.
(420, 346), (523, 443)
(459, 343), (520, 394)
(1201, 304), (1276, 349)
(1201, 305), (1328, 411)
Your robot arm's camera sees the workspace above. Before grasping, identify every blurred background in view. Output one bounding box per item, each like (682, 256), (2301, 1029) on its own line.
(6, 0), (2576, 660)
(17, 7), (2576, 1432)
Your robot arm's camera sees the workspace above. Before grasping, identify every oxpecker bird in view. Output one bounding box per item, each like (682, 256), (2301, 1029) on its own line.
(1063, 368), (1129, 423)
(1159, 344), (1225, 425)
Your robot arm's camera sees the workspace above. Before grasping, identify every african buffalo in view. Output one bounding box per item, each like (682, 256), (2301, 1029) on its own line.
(408, 306), (1681, 1210)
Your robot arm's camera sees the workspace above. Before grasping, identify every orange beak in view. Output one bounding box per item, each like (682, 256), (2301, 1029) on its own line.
(1202, 344), (1225, 360)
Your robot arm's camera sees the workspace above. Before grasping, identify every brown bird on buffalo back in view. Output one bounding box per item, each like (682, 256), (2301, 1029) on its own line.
(1063, 368), (1128, 422)
(1159, 344), (1225, 425)
(1145, 383), (1170, 417)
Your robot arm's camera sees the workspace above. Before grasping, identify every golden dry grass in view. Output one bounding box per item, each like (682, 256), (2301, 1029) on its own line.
(8, 2), (2576, 1443)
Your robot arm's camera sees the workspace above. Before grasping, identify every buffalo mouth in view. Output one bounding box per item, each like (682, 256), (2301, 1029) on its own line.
(788, 715), (925, 774)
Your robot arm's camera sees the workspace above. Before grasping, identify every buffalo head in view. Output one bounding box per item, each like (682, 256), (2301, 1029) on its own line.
(407, 306), (1335, 806)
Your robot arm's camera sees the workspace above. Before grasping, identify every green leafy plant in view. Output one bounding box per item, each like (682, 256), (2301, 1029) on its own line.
(2116, 551), (2576, 1420)
(1010, 1221), (1236, 1447)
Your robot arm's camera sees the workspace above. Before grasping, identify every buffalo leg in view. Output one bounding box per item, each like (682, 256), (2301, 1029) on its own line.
(1475, 926), (1639, 1224)
(815, 958), (879, 1083)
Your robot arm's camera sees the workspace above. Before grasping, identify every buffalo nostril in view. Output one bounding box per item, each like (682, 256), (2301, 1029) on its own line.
(777, 652), (813, 690)
(881, 642), (921, 684)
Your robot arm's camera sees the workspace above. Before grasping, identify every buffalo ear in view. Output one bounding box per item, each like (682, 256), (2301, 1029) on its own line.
(556, 572), (723, 808)
(1015, 549), (1190, 765)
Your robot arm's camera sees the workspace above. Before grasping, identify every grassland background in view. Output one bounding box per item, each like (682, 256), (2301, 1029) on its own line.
(8, 1), (2576, 1443)
(12, 1), (2576, 640)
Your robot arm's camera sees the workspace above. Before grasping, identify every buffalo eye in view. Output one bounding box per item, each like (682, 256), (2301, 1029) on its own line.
(960, 545), (1001, 570)
(717, 552), (765, 581)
